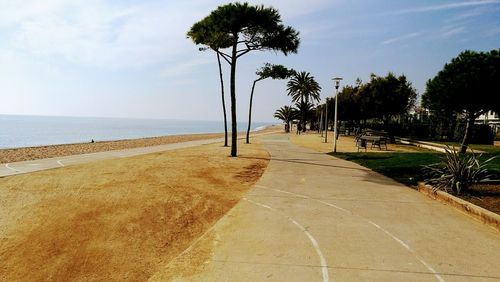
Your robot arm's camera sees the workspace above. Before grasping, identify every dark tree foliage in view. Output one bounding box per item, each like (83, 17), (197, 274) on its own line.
(358, 73), (417, 142)
(187, 2), (300, 156)
(246, 64), (295, 143)
(422, 49), (500, 153)
(337, 85), (363, 122)
(294, 100), (316, 131)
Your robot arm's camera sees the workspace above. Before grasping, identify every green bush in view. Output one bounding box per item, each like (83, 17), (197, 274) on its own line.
(454, 123), (494, 145)
(424, 146), (495, 195)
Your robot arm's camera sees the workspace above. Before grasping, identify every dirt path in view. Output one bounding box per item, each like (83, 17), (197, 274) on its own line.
(0, 138), (270, 281)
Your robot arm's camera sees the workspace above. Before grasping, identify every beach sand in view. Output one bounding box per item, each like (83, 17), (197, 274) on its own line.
(0, 125), (283, 164)
(0, 137), (270, 281)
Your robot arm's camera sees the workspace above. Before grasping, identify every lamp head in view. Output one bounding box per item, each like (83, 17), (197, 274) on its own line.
(332, 77), (343, 89)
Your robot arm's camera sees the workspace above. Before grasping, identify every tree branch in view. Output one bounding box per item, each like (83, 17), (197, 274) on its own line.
(214, 49), (231, 64)
(236, 49), (252, 58)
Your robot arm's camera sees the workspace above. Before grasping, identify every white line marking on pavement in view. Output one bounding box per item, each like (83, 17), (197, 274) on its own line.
(28, 163), (40, 166)
(244, 198), (330, 282)
(5, 163), (20, 172)
(57, 160), (65, 167)
(254, 185), (444, 282)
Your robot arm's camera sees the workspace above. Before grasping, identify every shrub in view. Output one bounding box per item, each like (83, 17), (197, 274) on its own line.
(454, 123), (494, 145)
(424, 146), (495, 195)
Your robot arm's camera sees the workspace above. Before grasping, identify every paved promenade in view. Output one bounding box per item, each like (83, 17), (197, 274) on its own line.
(0, 138), (224, 177)
(154, 134), (500, 281)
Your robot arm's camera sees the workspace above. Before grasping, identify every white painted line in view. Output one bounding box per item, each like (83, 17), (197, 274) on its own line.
(244, 198), (330, 282)
(57, 160), (65, 167)
(255, 185), (349, 213)
(28, 163), (40, 166)
(255, 185), (444, 282)
(5, 163), (20, 172)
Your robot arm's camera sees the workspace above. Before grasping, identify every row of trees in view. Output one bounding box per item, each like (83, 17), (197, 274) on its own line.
(334, 73), (417, 142)
(274, 73), (416, 143)
(276, 49), (499, 155)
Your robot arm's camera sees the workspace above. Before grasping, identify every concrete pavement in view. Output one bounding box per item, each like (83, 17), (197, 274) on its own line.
(152, 134), (500, 281)
(0, 137), (224, 177)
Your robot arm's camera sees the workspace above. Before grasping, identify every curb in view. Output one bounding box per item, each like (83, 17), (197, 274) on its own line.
(417, 182), (500, 231)
(396, 138), (485, 153)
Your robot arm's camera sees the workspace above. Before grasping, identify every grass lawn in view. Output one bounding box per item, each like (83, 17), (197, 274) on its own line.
(425, 142), (500, 175)
(332, 151), (500, 187)
(429, 141), (500, 153)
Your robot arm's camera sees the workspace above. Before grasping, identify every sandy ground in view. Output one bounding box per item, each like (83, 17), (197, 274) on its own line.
(290, 131), (427, 153)
(0, 138), (270, 281)
(0, 125), (283, 164)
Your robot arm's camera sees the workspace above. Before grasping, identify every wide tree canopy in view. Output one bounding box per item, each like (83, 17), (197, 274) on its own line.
(187, 2), (300, 156)
(360, 73), (417, 123)
(422, 49), (500, 153)
(422, 49), (500, 115)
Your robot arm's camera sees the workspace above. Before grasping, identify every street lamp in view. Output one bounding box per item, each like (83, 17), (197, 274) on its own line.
(324, 98), (328, 143)
(332, 77), (343, 153)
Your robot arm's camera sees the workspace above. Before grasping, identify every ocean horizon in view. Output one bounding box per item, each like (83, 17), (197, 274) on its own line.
(0, 114), (273, 149)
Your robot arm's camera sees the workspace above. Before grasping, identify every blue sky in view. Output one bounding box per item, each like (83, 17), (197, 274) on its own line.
(1, 0), (499, 123)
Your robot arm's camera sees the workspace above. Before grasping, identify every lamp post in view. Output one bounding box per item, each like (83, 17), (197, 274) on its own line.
(324, 98), (328, 143)
(332, 77), (343, 153)
(319, 104), (324, 137)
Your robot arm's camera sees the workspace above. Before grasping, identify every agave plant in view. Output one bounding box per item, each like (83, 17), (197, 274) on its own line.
(424, 146), (495, 195)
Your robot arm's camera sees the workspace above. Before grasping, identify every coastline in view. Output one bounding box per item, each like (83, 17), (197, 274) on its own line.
(0, 125), (281, 164)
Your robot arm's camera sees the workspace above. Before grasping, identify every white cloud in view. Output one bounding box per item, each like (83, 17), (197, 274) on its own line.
(439, 26), (466, 38)
(0, 0), (333, 70)
(381, 32), (420, 45)
(390, 0), (500, 15)
(2, 1), (209, 69)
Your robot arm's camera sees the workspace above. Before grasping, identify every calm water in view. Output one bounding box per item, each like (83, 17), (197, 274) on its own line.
(0, 115), (269, 149)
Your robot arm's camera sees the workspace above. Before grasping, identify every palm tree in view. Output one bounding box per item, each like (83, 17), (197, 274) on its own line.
(294, 100), (316, 131)
(273, 105), (298, 133)
(287, 72), (321, 131)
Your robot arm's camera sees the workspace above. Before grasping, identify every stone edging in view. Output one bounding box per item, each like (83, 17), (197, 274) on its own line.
(396, 138), (485, 153)
(417, 182), (500, 231)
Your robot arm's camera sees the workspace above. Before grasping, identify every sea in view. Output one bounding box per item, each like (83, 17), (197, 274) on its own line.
(0, 115), (270, 149)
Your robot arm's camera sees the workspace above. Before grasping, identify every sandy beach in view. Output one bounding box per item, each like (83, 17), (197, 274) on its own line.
(0, 125), (282, 164)
(0, 137), (270, 280)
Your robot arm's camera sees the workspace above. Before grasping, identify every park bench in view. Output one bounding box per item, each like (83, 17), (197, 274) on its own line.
(356, 135), (388, 151)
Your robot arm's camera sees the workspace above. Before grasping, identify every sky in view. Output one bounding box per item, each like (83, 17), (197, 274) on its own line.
(0, 0), (499, 123)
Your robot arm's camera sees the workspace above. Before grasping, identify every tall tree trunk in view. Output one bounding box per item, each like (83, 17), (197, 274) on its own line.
(460, 112), (476, 154)
(246, 79), (261, 144)
(216, 52), (228, 147)
(230, 42), (238, 157)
